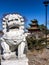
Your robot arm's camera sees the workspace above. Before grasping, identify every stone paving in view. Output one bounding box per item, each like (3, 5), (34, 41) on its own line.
(27, 48), (49, 65)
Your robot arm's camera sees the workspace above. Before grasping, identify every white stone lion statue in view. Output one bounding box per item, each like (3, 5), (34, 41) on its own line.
(1, 14), (27, 60)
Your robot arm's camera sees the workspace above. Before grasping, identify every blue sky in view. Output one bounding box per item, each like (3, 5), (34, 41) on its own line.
(0, 0), (49, 30)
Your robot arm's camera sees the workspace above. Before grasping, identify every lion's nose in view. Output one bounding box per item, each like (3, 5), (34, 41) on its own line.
(14, 40), (17, 43)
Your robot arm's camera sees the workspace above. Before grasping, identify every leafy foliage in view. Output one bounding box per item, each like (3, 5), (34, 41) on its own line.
(39, 24), (49, 34)
(26, 35), (46, 50)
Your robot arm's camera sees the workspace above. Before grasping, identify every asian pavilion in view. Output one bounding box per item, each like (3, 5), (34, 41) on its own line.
(27, 19), (43, 39)
(27, 19), (40, 33)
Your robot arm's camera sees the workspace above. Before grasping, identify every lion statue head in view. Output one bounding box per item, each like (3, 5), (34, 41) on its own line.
(2, 14), (24, 32)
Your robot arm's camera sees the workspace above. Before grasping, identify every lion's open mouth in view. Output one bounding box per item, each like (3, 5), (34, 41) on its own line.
(9, 26), (19, 29)
(9, 24), (19, 29)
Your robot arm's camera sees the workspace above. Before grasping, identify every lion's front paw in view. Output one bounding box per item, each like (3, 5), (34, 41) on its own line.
(18, 54), (26, 59)
(2, 52), (17, 60)
(2, 53), (11, 60)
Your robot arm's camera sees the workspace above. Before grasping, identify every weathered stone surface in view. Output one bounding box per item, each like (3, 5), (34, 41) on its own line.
(1, 58), (28, 65)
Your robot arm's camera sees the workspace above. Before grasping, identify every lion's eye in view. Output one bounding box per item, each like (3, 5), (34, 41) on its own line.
(8, 19), (13, 22)
(15, 19), (18, 21)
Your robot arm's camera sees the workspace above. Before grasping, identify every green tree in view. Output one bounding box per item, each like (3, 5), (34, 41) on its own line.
(39, 24), (46, 34)
(26, 34), (46, 50)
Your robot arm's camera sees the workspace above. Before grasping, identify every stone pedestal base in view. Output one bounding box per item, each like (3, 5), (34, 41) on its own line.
(1, 58), (28, 65)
